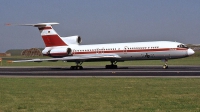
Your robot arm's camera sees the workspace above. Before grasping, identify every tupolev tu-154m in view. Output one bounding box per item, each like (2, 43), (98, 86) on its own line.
(12, 22), (195, 69)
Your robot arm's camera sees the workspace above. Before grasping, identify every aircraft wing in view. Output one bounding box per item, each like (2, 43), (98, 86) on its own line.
(12, 54), (121, 62)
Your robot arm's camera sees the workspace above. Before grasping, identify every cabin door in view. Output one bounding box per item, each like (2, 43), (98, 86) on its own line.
(124, 46), (128, 54)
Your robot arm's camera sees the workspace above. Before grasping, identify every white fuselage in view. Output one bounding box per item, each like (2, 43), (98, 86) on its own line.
(42, 41), (193, 62)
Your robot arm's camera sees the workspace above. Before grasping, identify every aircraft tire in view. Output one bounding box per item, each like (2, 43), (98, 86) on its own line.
(70, 66), (83, 70)
(163, 65), (168, 69)
(105, 65), (118, 69)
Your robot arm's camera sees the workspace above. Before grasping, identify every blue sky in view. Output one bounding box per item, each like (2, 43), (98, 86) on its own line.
(1, 0), (200, 52)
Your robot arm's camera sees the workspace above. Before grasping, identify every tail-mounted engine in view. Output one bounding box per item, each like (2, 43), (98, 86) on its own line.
(44, 47), (73, 57)
(62, 36), (82, 45)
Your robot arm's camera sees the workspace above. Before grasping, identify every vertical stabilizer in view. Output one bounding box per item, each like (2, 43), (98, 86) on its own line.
(20, 23), (67, 47)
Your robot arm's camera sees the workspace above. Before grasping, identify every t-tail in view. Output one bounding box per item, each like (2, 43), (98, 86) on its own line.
(20, 23), (68, 47)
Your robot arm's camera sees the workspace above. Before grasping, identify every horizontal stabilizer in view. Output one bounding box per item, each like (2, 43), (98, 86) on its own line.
(19, 22), (59, 27)
(5, 22), (59, 27)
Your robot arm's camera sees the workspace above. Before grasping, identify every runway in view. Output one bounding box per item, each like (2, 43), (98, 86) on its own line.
(0, 66), (200, 77)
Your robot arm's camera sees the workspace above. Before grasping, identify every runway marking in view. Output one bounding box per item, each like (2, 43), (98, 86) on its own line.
(1, 75), (200, 78)
(1, 66), (200, 78)
(0, 71), (200, 76)
(1, 71), (200, 73)
(1, 70), (200, 73)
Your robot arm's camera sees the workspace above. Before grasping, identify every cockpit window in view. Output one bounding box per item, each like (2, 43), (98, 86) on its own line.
(177, 44), (188, 48)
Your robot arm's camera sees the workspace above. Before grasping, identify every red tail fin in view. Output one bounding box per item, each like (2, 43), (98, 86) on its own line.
(20, 23), (67, 47)
(38, 26), (67, 47)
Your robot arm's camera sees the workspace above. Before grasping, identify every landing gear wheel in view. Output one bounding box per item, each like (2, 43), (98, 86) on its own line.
(105, 65), (118, 69)
(105, 61), (118, 69)
(70, 61), (83, 70)
(163, 64), (168, 69)
(70, 66), (83, 70)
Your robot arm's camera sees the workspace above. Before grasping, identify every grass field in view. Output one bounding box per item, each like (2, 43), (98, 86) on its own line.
(0, 52), (200, 112)
(0, 78), (200, 112)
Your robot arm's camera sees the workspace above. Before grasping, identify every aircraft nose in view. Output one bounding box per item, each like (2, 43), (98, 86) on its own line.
(187, 48), (195, 56)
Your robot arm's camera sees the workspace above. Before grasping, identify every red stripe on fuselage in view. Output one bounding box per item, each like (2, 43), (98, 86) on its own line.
(44, 48), (187, 56)
(42, 35), (67, 47)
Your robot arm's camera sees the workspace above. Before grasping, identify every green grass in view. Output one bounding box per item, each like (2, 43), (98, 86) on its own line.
(0, 78), (200, 112)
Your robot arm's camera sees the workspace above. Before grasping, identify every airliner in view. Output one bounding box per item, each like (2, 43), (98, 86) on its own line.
(13, 22), (195, 69)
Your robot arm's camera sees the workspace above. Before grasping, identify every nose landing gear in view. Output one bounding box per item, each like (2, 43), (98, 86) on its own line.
(162, 59), (168, 69)
(163, 63), (168, 69)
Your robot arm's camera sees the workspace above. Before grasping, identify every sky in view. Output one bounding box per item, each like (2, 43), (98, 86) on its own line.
(0, 0), (200, 52)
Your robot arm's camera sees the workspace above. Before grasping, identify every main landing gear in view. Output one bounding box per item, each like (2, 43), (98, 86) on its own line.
(105, 61), (118, 69)
(163, 59), (168, 69)
(70, 61), (83, 70)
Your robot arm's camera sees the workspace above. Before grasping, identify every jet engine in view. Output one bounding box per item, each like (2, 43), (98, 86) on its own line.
(62, 36), (82, 45)
(44, 47), (72, 57)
